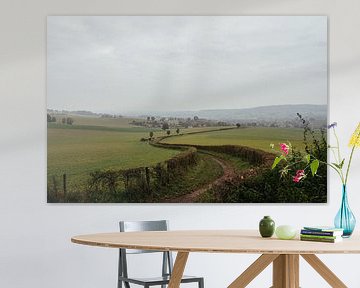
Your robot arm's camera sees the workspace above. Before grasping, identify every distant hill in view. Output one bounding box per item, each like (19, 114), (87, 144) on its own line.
(47, 109), (98, 116)
(195, 105), (327, 122)
(47, 109), (122, 118)
(48, 104), (327, 127)
(123, 104), (327, 128)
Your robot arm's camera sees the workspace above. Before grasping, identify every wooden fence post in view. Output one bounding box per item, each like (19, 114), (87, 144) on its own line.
(63, 173), (67, 197)
(145, 167), (152, 200)
(52, 175), (58, 198)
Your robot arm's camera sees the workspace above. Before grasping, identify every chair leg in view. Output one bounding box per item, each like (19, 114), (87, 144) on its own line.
(198, 278), (204, 288)
(118, 249), (122, 288)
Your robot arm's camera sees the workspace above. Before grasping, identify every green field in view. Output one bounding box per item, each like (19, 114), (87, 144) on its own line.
(48, 119), (304, 190)
(47, 124), (180, 190)
(48, 115), (315, 202)
(47, 116), (231, 191)
(161, 127), (306, 152)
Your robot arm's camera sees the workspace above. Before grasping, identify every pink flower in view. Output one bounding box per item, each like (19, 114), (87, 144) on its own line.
(296, 169), (305, 176)
(280, 143), (289, 155)
(293, 170), (305, 183)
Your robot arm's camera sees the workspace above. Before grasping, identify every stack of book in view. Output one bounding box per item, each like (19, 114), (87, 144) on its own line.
(300, 226), (344, 243)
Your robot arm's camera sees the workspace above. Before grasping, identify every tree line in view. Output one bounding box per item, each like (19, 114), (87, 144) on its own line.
(47, 113), (74, 125)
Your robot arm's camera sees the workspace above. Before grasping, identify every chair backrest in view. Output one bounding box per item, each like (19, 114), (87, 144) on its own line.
(118, 220), (173, 283)
(119, 220), (169, 254)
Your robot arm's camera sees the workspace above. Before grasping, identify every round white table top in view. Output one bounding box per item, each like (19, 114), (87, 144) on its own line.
(71, 229), (360, 254)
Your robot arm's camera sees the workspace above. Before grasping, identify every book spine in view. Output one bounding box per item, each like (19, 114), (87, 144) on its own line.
(300, 237), (337, 243)
(300, 234), (337, 240)
(301, 230), (336, 236)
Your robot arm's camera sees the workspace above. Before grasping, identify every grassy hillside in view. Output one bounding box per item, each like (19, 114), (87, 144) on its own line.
(161, 127), (305, 152)
(48, 114), (322, 203)
(47, 126), (180, 190)
(48, 120), (305, 191)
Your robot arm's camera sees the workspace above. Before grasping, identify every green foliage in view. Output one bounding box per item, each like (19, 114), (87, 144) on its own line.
(310, 159), (319, 176)
(47, 113), (56, 122)
(199, 116), (327, 203)
(60, 117), (74, 125)
(201, 165), (326, 203)
(270, 114), (327, 180)
(333, 159), (345, 169)
(297, 113), (327, 161)
(66, 117), (74, 125)
(272, 155), (285, 169)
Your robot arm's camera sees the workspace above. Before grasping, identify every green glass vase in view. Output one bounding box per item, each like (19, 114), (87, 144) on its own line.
(259, 216), (275, 237)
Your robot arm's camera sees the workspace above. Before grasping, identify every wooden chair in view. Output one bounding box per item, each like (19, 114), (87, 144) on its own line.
(118, 220), (204, 288)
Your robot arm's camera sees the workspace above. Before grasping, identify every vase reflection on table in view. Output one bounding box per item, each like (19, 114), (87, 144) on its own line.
(334, 185), (356, 237)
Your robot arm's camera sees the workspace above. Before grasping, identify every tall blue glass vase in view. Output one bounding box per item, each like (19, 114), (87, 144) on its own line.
(334, 185), (356, 237)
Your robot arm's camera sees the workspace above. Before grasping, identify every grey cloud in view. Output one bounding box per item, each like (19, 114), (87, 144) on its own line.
(47, 16), (327, 113)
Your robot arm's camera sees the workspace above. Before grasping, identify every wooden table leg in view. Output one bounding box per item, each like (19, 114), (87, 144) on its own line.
(229, 253), (347, 288)
(288, 254), (299, 288)
(273, 254), (286, 287)
(272, 254), (299, 288)
(301, 254), (347, 288)
(168, 252), (189, 288)
(228, 254), (279, 288)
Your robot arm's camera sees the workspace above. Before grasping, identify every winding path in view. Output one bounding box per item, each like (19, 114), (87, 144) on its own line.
(167, 155), (236, 203)
(152, 130), (272, 203)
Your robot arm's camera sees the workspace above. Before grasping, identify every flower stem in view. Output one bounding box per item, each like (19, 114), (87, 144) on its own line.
(345, 145), (356, 185)
(331, 148), (338, 164)
(318, 160), (345, 184)
(333, 127), (342, 164)
(345, 129), (360, 185)
(333, 127), (345, 181)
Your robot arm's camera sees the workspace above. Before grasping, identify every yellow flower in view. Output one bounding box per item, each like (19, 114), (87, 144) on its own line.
(349, 122), (360, 147)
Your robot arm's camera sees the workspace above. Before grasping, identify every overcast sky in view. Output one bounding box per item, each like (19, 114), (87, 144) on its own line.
(47, 16), (327, 113)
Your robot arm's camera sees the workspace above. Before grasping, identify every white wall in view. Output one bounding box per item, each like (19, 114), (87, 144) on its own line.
(1, 0), (360, 287)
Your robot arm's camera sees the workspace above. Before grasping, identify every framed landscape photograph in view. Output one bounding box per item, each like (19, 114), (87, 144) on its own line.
(47, 16), (327, 203)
